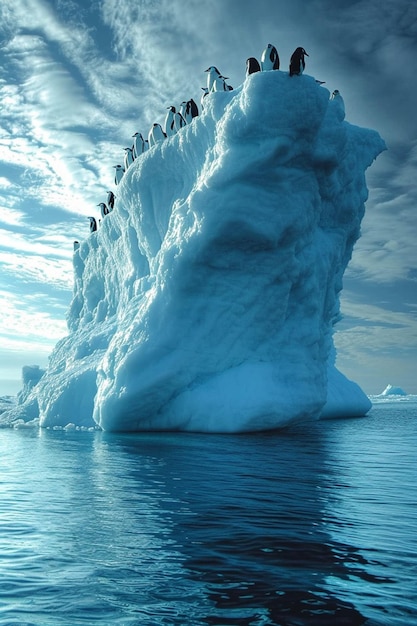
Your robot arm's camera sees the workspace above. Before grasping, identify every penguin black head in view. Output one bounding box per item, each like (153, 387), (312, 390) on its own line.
(167, 105), (176, 112)
(246, 57), (261, 75)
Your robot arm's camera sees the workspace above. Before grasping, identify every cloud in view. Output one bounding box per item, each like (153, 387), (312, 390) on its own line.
(334, 295), (417, 393)
(0, 286), (68, 348)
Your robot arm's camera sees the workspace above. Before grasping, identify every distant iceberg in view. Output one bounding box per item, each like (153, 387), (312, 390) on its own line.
(381, 384), (407, 397)
(369, 384), (417, 404)
(1, 70), (385, 432)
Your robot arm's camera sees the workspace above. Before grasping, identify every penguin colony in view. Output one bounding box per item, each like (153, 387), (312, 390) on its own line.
(82, 44), (342, 240)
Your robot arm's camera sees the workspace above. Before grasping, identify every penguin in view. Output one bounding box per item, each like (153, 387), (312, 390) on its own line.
(106, 190), (116, 211)
(330, 89), (345, 120)
(123, 147), (134, 170)
(246, 57), (261, 76)
(181, 101), (191, 123)
(205, 66), (227, 92)
(88, 216), (98, 233)
(181, 98), (199, 123)
(148, 123), (166, 147)
(201, 87), (209, 108)
(174, 110), (186, 131)
(132, 132), (146, 158)
(73, 240), (80, 252)
(113, 164), (125, 185)
(189, 99), (199, 118)
(164, 106), (177, 136)
(212, 74), (230, 92)
(179, 101), (188, 120)
(289, 47), (309, 76)
(260, 44), (280, 71)
(97, 202), (109, 219)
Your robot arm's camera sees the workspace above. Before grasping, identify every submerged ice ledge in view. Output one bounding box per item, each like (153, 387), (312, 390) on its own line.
(2, 71), (385, 432)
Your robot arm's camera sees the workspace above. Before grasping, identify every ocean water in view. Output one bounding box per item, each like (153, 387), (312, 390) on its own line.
(0, 402), (416, 626)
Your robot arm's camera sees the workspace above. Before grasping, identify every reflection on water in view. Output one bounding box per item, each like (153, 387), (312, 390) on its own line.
(0, 403), (416, 625)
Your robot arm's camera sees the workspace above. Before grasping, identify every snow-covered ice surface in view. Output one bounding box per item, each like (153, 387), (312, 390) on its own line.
(0, 71), (385, 432)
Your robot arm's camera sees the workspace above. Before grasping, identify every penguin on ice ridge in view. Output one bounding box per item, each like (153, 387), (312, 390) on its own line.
(123, 147), (134, 170)
(148, 123), (166, 147)
(106, 191), (115, 211)
(205, 66), (229, 92)
(113, 164), (125, 185)
(330, 89), (345, 119)
(212, 74), (231, 91)
(260, 44), (280, 71)
(97, 202), (109, 219)
(189, 99), (199, 118)
(88, 216), (98, 233)
(289, 47), (309, 76)
(246, 57), (261, 76)
(164, 106), (177, 136)
(132, 132), (146, 158)
(174, 110), (186, 131)
(201, 87), (209, 108)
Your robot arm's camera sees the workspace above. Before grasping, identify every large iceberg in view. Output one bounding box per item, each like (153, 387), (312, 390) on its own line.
(2, 71), (385, 432)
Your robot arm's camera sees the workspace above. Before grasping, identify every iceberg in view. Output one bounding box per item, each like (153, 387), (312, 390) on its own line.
(1, 71), (385, 432)
(380, 384), (407, 397)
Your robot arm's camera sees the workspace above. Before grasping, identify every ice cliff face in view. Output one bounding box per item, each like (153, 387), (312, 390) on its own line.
(2, 71), (385, 431)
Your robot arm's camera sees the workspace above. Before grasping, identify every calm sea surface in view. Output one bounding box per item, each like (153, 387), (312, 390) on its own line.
(0, 402), (416, 626)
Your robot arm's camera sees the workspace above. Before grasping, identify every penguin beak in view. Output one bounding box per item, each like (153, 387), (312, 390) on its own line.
(304, 51), (309, 56)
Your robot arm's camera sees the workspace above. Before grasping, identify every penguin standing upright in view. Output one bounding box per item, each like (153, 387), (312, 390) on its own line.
(97, 202), (109, 219)
(179, 101), (188, 120)
(212, 74), (230, 91)
(182, 98), (198, 123)
(73, 240), (80, 252)
(246, 57), (261, 76)
(289, 47), (309, 76)
(88, 216), (98, 233)
(174, 110), (186, 131)
(205, 66), (228, 92)
(330, 89), (345, 120)
(260, 44), (280, 71)
(148, 123), (166, 147)
(164, 106), (177, 136)
(113, 164), (125, 185)
(201, 87), (209, 108)
(106, 191), (116, 211)
(123, 147), (134, 170)
(189, 99), (199, 118)
(132, 132), (145, 158)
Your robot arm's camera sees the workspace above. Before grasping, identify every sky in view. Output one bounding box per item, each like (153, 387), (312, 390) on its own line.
(0, 0), (416, 397)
